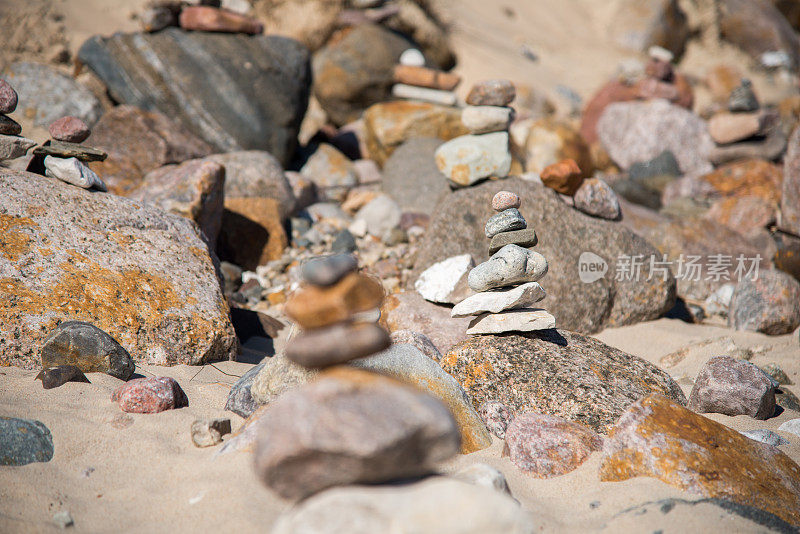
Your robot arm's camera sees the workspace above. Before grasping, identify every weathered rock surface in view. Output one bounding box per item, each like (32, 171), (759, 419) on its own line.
(40, 321), (134, 380)
(218, 197), (288, 270)
(4, 62), (103, 127)
(441, 330), (686, 434)
(224, 359), (267, 418)
(253, 367), (460, 500)
(271, 477), (534, 534)
(504, 413), (603, 477)
(413, 178), (675, 333)
(781, 125), (800, 235)
(0, 417), (54, 466)
(478, 401), (513, 439)
(600, 394), (800, 526)
(44, 156), (106, 191)
(573, 178), (620, 220)
(49, 116), (91, 144)
(112, 376), (189, 413)
(36, 365), (90, 389)
(688, 356), (776, 419)
(468, 245), (547, 292)
(381, 137), (449, 214)
(130, 159), (225, 244)
(191, 418), (231, 448)
(718, 0), (800, 69)
(300, 143), (357, 202)
(79, 28), (310, 164)
(86, 105), (213, 195)
(0, 169), (237, 368)
(728, 270), (800, 335)
(380, 291), (471, 353)
(415, 254), (474, 305)
(452, 282), (545, 317)
(466, 309), (556, 334)
(435, 132), (512, 187)
(250, 353), (314, 406)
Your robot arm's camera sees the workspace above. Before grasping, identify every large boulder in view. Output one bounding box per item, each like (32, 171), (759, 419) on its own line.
(609, 0), (690, 56)
(412, 178), (676, 333)
(78, 28), (310, 165)
(87, 105), (213, 196)
(312, 24), (415, 126)
(0, 169), (237, 368)
(441, 330), (686, 435)
(782, 125), (800, 234)
(718, 0), (800, 70)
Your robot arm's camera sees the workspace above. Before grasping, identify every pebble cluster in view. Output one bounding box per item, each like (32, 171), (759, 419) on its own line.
(451, 190), (555, 334)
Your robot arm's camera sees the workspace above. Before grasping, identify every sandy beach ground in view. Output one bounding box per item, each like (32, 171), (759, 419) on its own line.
(2, 319), (798, 533)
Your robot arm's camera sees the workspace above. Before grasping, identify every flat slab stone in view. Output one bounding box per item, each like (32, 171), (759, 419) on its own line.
(485, 208), (526, 238)
(33, 140), (108, 162)
(466, 308), (555, 334)
(452, 282), (545, 317)
(488, 228), (537, 255)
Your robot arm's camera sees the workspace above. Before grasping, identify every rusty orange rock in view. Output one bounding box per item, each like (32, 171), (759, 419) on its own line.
(600, 394), (800, 526)
(700, 158), (783, 203)
(179, 6), (263, 34)
(392, 65), (461, 91)
(540, 158), (584, 196)
(285, 273), (384, 329)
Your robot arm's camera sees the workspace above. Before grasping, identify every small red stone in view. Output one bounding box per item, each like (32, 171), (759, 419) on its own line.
(49, 116), (91, 143)
(179, 6), (263, 35)
(111, 377), (188, 414)
(540, 158), (584, 196)
(0, 79), (18, 114)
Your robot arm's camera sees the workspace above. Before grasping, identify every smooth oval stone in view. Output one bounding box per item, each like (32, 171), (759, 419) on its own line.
(300, 254), (358, 287)
(488, 228), (537, 255)
(49, 116), (91, 143)
(35, 365), (90, 389)
(491, 191), (520, 212)
(0, 114), (21, 135)
(111, 376), (188, 413)
(286, 322), (391, 369)
(468, 244), (548, 292)
(40, 321), (135, 381)
(0, 417), (54, 466)
(0, 79), (18, 114)
(485, 208), (526, 238)
(466, 79), (516, 106)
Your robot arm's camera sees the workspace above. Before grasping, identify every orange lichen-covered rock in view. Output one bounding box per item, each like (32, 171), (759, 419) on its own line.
(285, 272), (384, 329)
(0, 169), (237, 369)
(600, 394), (800, 526)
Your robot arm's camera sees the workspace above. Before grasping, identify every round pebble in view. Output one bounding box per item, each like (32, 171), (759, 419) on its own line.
(399, 48), (426, 67)
(492, 191), (520, 212)
(0, 79), (18, 114)
(49, 116), (91, 143)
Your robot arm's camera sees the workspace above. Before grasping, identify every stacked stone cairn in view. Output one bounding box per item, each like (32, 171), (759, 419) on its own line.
(434, 79), (514, 188)
(0, 80), (35, 162)
(451, 190), (555, 334)
(391, 48), (461, 106)
(707, 78), (778, 150)
(253, 253), (461, 499)
(29, 115), (108, 191)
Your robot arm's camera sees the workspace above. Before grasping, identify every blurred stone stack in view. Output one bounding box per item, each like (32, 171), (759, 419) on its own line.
(0, 80), (35, 162)
(391, 48), (461, 106)
(451, 190), (555, 334)
(31, 115), (108, 191)
(141, 2), (262, 34)
(253, 253), (463, 499)
(434, 79), (515, 188)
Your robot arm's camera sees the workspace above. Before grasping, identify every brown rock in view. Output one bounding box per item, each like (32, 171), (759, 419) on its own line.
(218, 197), (288, 271)
(600, 394), (800, 526)
(706, 64), (743, 103)
(111, 376), (188, 413)
(285, 322), (391, 368)
(524, 119), (593, 178)
(379, 291), (471, 354)
(252, 0), (343, 52)
(48, 116), (90, 144)
(540, 159), (583, 195)
(0, 79), (18, 114)
(36, 365), (90, 389)
(87, 106), (213, 195)
(286, 273), (384, 329)
(718, 0), (800, 69)
(697, 158), (783, 204)
(466, 80), (515, 106)
(504, 413), (603, 478)
(729, 269), (800, 335)
(253, 367), (460, 500)
(130, 159), (225, 244)
(363, 101), (467, 166)
(0, 114), (21, 135)
(781, 125), (800, 235)
(179, 6), (263, 34)
(393, 65), (460, 91)
(688, 356), (776, 419)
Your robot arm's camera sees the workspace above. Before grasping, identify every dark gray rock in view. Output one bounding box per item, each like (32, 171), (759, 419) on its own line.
(628, 150), (681, 182)
(729, 270), (800, 335)
(729, 79), (759, 112)
(36, 365), (90, 389)
(41, 321), (135, 381)
(4, 62), (103, 127)
(688, 356), (776, 419)
(331, 229), (356, 253)
(781, 125), (800, 235)
(412, 178), (676, 333)
(485, 208), (526, 238)
(225, 359), (267, 418)
(0, 417), (54, 466)
(381, 137), (449, 215)
(286, 323), (391, 368)
(300, 254), (358, 286)
(441, 330), (686, 434)
(78, 28), (310, 165)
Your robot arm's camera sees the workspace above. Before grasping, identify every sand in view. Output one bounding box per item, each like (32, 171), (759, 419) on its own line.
(2, 318), (799, 532)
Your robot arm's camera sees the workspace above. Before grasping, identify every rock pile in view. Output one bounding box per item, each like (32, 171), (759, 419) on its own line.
(435, 80), (514, 187)
(451, 190), (554, 334)
(391, 48), (461, 106)
(254, 253), (461, 499)
(32, 115), (108, 191)
(0, 79), (35, 161)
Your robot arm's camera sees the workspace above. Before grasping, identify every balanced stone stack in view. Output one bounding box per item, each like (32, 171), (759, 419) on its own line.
(451, 190), (555, 334)
(707, 79), (778, 150)
(434, 79), (514, 188)
(0, 79), (36, 161)
(283, 254), (391, 368)
(391, 49), (461, 106)
(31, 115), (108, 191)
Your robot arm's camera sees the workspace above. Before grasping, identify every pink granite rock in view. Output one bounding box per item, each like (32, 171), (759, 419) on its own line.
(49, 116), (91, 143)
(111, 377), (188, 413)
(491, 191), (521, 212)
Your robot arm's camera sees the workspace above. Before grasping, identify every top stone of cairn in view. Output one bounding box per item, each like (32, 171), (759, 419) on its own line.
(491, 191), (521, 212)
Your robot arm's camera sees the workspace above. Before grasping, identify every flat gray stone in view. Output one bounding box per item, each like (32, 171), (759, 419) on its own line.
(488, 228), (537, 255)
(300, 254), (358, 287)
(485, 208), (526, 238)
(466, 309), (555, 334)
(468, 244), (548, 292)
(452, 282), (545, 317)
(0, 134), (35, 160)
